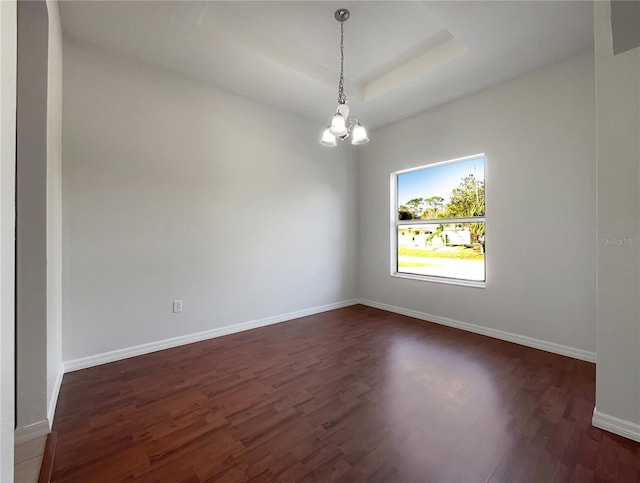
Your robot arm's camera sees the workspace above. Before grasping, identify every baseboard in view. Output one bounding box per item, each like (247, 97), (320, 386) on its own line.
(14, 419), (49, 445)
(358, 299), (596, 363)
(14, 365), (62, 442)
(64, 299), (360, 373)
(592, 408), (640, 443)
(47, 364), (64, 429)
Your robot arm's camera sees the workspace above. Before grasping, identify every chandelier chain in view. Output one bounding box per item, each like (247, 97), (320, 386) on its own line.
(338, 19), (346, 105)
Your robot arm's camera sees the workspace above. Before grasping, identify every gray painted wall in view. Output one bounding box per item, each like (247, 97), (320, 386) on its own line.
(595, 0), (640, 425)
(358, 53), (596, 355)
(16, 0), (48, 430)
(62, 41), (359, 361)
(0, 1), (17, 479)
(46, 0), (63, 426)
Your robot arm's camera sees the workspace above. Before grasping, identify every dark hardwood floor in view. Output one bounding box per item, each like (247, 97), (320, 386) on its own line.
(52, 305), (640, 482)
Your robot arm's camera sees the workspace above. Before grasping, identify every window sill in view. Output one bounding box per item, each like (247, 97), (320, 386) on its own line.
(391, 272), (486, 288)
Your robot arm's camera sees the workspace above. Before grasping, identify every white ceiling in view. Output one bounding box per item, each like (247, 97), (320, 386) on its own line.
(59, 1), (594, 130)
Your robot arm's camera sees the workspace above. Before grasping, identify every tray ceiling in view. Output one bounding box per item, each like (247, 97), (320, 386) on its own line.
(60, 1), (594, 130)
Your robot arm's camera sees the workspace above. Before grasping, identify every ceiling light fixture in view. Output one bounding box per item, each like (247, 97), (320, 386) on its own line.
(320, 9), (369, 147)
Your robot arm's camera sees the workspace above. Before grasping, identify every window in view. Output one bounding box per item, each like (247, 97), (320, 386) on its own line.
(392, 154), (485, 286)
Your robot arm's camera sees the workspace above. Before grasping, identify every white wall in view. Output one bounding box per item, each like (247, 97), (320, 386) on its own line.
(16, 0), (48, 432)
(0, 1), (16, 479)
(593, 0), (640, 439)
(14, 0), (63, 442)
(62, 41), (358, 362)
(46, 0), (63, 427)
(358, 53), (596, 356)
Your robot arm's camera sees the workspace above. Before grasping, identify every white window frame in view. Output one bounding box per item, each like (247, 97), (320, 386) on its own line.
(390, 153), (486, 288)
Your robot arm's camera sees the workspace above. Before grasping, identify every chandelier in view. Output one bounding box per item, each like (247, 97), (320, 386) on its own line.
(320, 9), (369, 147)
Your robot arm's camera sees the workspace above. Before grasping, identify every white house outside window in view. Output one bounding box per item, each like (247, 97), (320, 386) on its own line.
(392, 154), (486, 286)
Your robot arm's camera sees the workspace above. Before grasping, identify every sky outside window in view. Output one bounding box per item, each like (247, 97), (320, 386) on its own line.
(398, 157), (485, 208)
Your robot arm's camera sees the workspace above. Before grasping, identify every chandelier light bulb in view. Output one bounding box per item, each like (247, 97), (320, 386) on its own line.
(350, 122), (369, 145)
(320, 127), (337, 146)
(329, 113), (348, 137)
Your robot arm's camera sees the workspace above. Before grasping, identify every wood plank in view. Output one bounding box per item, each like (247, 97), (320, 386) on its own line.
(51, 305), (640, 482)
(38, 431), (57, 483)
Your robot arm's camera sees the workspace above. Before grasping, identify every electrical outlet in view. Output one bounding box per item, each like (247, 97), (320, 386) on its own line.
(172, 300), (183, 313)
